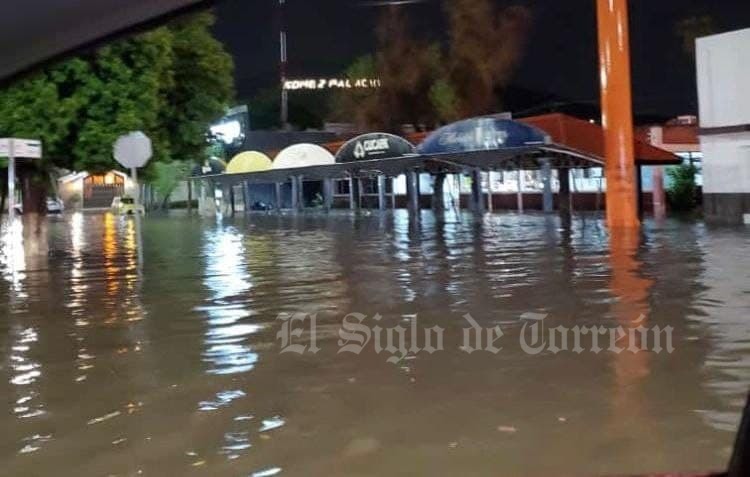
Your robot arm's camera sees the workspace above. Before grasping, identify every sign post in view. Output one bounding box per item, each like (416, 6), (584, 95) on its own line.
(8, 141), (14, 220)
(113, 132), (153, 267)
(1, 138), (43, 219)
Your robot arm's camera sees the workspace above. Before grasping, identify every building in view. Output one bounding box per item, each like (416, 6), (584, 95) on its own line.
(58, 171), (136, 210)
(697, 28), (750, 224)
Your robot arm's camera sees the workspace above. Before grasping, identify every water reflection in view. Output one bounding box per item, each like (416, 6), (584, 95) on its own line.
(607, 227), (659, 467)
(199, 225), (260, 375)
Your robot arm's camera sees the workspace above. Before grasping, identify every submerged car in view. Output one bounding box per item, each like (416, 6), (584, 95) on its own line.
(111, 196), (144, 215)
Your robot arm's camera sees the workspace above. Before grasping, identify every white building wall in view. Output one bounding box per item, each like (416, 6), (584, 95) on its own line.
(696, 28), (750, 222)
(696, 28), (750, 129)
(701, 134), (750, 194)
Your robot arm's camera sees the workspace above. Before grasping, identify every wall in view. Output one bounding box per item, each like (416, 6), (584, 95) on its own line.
(697, 28), (750, 223)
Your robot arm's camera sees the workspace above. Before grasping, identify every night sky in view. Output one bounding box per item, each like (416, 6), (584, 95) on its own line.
(213, 0), (750, 120)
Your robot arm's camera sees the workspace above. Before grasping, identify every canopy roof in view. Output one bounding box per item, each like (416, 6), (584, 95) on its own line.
(226, 152), (272, 174)
(195, 114), (681, 186)
(273, 144), (335, 170)
(417, 116), (549, 155)
(519, 113), (682, 166)
(0, 0), (209, 82)
(336, 133), (416, 163)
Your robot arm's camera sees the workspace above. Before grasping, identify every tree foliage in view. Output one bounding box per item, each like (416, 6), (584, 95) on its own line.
(666, 163), (699, 211)
(151, 161), (192, 209)
(332, 1), (532, 131)
(333, 7), (445, 132)
(446, 0), (532, 117)
(675, 15), (717, 59)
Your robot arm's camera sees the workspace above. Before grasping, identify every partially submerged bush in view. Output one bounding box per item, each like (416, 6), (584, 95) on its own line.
(666, 163), (699, 211)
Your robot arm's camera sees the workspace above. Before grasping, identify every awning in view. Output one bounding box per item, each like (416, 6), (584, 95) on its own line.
(198, 144), (605, 187)
(273, 144), (335, 169)
(519, 113), (682, 166)
(226, 151), (272, 174)
(0, 0), (210, 82)
(417, 116), (550, 155)
(335, 133), (416, 163)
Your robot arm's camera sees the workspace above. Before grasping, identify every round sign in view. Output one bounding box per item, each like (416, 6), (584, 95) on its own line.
(113, 131), (153, 169)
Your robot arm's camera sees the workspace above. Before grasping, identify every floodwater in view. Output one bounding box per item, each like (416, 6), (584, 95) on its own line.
(0, 210), (749, 477)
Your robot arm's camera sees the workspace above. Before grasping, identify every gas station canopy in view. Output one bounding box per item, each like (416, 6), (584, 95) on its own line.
(0, 0), (210, 82)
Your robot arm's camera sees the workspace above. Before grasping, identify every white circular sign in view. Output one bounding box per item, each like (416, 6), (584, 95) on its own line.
(113, 131), (153, 169)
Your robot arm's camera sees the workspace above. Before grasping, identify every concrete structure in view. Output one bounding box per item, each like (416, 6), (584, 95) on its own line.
(697, 28), (750, 224)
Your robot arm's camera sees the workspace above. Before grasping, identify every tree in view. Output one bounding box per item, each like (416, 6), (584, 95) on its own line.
(0, 11), (234, 213)
(675, 15), (717, 59)
(72, 29), (175, 173)
(330, 54), (380, 128)
(666, 163), (699, 211)
(332, 7), (445, 132)
(161, 13), (234, 164)
(445, 0), (532, 117)
(151, 161), (192, 209)
(331, 2), (532, 131)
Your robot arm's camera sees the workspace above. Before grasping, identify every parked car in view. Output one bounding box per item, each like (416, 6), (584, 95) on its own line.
(46, 197), (64, 214)
(111, 196), (144, 215)
(10, 197), (64, 215)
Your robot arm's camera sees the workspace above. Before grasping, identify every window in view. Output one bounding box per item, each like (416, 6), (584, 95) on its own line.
(335, 179), (350, 195)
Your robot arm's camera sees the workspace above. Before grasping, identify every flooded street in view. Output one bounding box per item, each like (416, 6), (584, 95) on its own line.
(1, 211), (749, 476)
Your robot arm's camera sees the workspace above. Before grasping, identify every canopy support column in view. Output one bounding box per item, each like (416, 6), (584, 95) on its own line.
(558, 168), (571, 217)
(471, 168), (484, 214)
(407, 170), (420, 215)
(378, 175), (387, 211)
(487, 173), (494, 212)
(295, 176), (304, 211)
(652, 166), (666, 220)
(323, 178), (334, 211)
(242, 181), (250, 215)
(274, 183), (282, 212)
(290, 177), (299, 211)
(349, 177), (360, 211)
(542, 159), (554, 213)
(390, 178), (396, 209)
(432, 172), (446, 213)
(516, 168), (524, 214)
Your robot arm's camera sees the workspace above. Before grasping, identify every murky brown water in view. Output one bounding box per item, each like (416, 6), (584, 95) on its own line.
(1, 210), (749, 476)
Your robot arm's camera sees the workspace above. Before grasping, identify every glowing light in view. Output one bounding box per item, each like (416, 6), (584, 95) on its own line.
(283, 77), (381, 91)
(211, 120), (243, 145)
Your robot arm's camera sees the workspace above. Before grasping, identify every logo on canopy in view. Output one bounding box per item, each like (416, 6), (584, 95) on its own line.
(417, 116), (549, 155)
(336, 133), (415, 163)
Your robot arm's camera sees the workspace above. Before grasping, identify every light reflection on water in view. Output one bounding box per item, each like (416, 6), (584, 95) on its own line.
(0, 211), (748, 476)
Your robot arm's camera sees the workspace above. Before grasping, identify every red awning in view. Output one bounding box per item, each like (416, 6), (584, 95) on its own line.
(519, 113), (682, 166)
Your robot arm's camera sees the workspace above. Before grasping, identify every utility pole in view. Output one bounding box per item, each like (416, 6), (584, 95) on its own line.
(596, 0), (639, 228)
(279, 0), (289, 129)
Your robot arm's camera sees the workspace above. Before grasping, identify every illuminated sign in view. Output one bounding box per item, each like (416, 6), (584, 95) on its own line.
(210, 120), (242, 145)
(283, 78), (381, 91)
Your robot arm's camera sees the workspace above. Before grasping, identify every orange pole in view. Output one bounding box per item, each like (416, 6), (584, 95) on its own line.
(597, 0), (640, 228)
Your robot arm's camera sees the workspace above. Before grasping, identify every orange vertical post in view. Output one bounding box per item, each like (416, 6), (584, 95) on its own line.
(597, 0), (640, 228)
